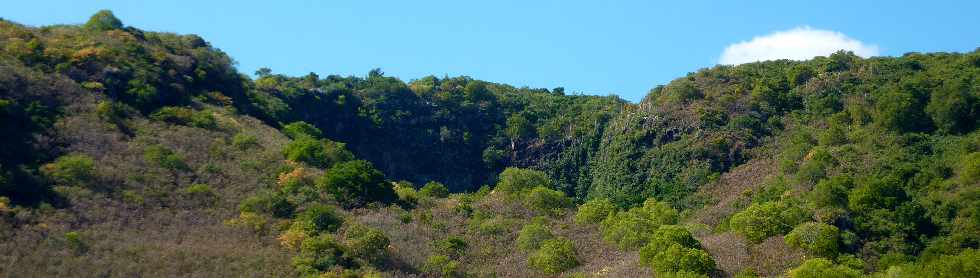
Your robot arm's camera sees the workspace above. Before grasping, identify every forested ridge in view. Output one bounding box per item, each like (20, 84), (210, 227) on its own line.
(1, 11), (978, 277)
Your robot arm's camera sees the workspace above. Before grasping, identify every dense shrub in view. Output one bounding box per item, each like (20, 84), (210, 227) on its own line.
(434, 236), (468, 258)
(282, 121), (322, 139)
(283, 137), (354, 169)
(784, 222), (840, 257)
(575, 198), (616, 224)
(392, 181), (418, 207)
(149, 106), (217, 129)
(419, 181), (449, 198)
(729, 201), (810, 242)
(423, 255), (459, 277)
(847, 176), (906, 212)
(344, 224), (389, 265)
(316, 160), (395, 209)
(517, 222), (554, 251)
(231, 133), (260, 150)
(84, 10), (123, 31)
(958, 152), (980, 185)
(911, 248), (980, 277)
(293, 204), (343, 234)
(786, 258), (861, 278)
(650, 244), (715, 275)
(40, 154), (96, 187)
(640, 225), (701, 264)
(873, 87), (931, 133)
(64, 231), (86, 253)
(528, 237), (579, 274)
(925, 79), (976, 134)
(239, 192), (295, 218)
(292, 234), (352, 274)
(659, 271), (710, 278)
(181, 184), (215, 203)
(143, 145), (190, 172)
(523, 186), (572, 215)
(495, 167), (551, 195)
(601, 198), (679, 249)
(809, 175), (851, 208)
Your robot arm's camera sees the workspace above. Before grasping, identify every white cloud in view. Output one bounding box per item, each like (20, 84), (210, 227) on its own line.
(719, 26), (879, 65)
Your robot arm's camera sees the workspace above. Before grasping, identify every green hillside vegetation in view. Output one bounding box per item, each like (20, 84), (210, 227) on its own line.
(1, 10), (978, 277)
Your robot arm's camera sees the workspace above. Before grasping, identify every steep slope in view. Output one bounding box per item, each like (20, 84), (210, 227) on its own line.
(2, 10), (979, 278)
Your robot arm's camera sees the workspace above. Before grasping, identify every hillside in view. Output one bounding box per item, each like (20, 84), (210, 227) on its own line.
(1, 11), (978, 277)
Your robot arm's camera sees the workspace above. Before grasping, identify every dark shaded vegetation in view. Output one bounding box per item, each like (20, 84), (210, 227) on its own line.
(1, 10), (978, 277)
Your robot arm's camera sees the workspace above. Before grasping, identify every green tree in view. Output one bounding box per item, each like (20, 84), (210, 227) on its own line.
(282, 121), (323, 139)
(423, 255), (459, 277)
(651, 243), (715, 275)
(239, 192), (295, 218)
(143, 145), (189, 172)
(601, 198), (679, 249)
(506, 114), (535, 147)
(784, 222), (841, 257)
(810, 176), (851, 208)
(40, 154), (96, 187)
(926, 79), (976, 134)
(640, 225), (702, 265)
(292, 234), (351, 274)
(344, 224), (389, 265)
(575, 198), (616, 224)
(495, 167), (551, 195)
(786, 258), (861, 278)
(316, 160), (395, 209)
(419, 181), (449, 198)
(283, 138), (353, 169)
(524, 186), (572, 215)
(517, 221), (554, 251)
(84, 10), (123, 31)
(729, 201), (810, 243)
(874, 86), (931, 133)
(293, 204), (343, 233)
(528, 237), (579, 274)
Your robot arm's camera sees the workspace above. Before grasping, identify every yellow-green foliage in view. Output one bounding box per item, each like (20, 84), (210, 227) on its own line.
(575, 198), (615, 224)
(651, 244), (715, 275)
(143, 145), (190, 172)
(316, 160), (395, 209)
(41, 154), (96, 187)
(282, 121), (322, 139)
(419, 181), (449, 198)
(150, 106), (217, 129)
(293, 204), (343, 234)
(528, 237), (579, 274)
(523, 186), (572, 215)
(292, 234), (351, 274)
(423, 255), (459, 277)
(344, 224), (389, 265)
(517, 221), (554, 251)
(959, 152), (980, 185)
(729, 200), (809, 243)
(239, 191), (295, 218)
(283, 137), (354, 169)
(231, 133), (260, 150)
(639, 225), (702, 265)
(784, 222), (840, 257)
(495, 167), (551, 195)
(787, 258), (861, 278)
(393, 181), (418, 207)
(600, 198), (679, 250)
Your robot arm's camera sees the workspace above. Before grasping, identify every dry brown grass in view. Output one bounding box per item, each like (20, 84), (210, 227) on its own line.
(690, 159), (775, 228)
(0, 99), (295, 277)
(698, 232), (804, 277)
(352, 192), (650, 277)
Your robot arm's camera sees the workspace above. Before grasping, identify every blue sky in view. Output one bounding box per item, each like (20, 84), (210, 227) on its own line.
(4, 1), (979, 102)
